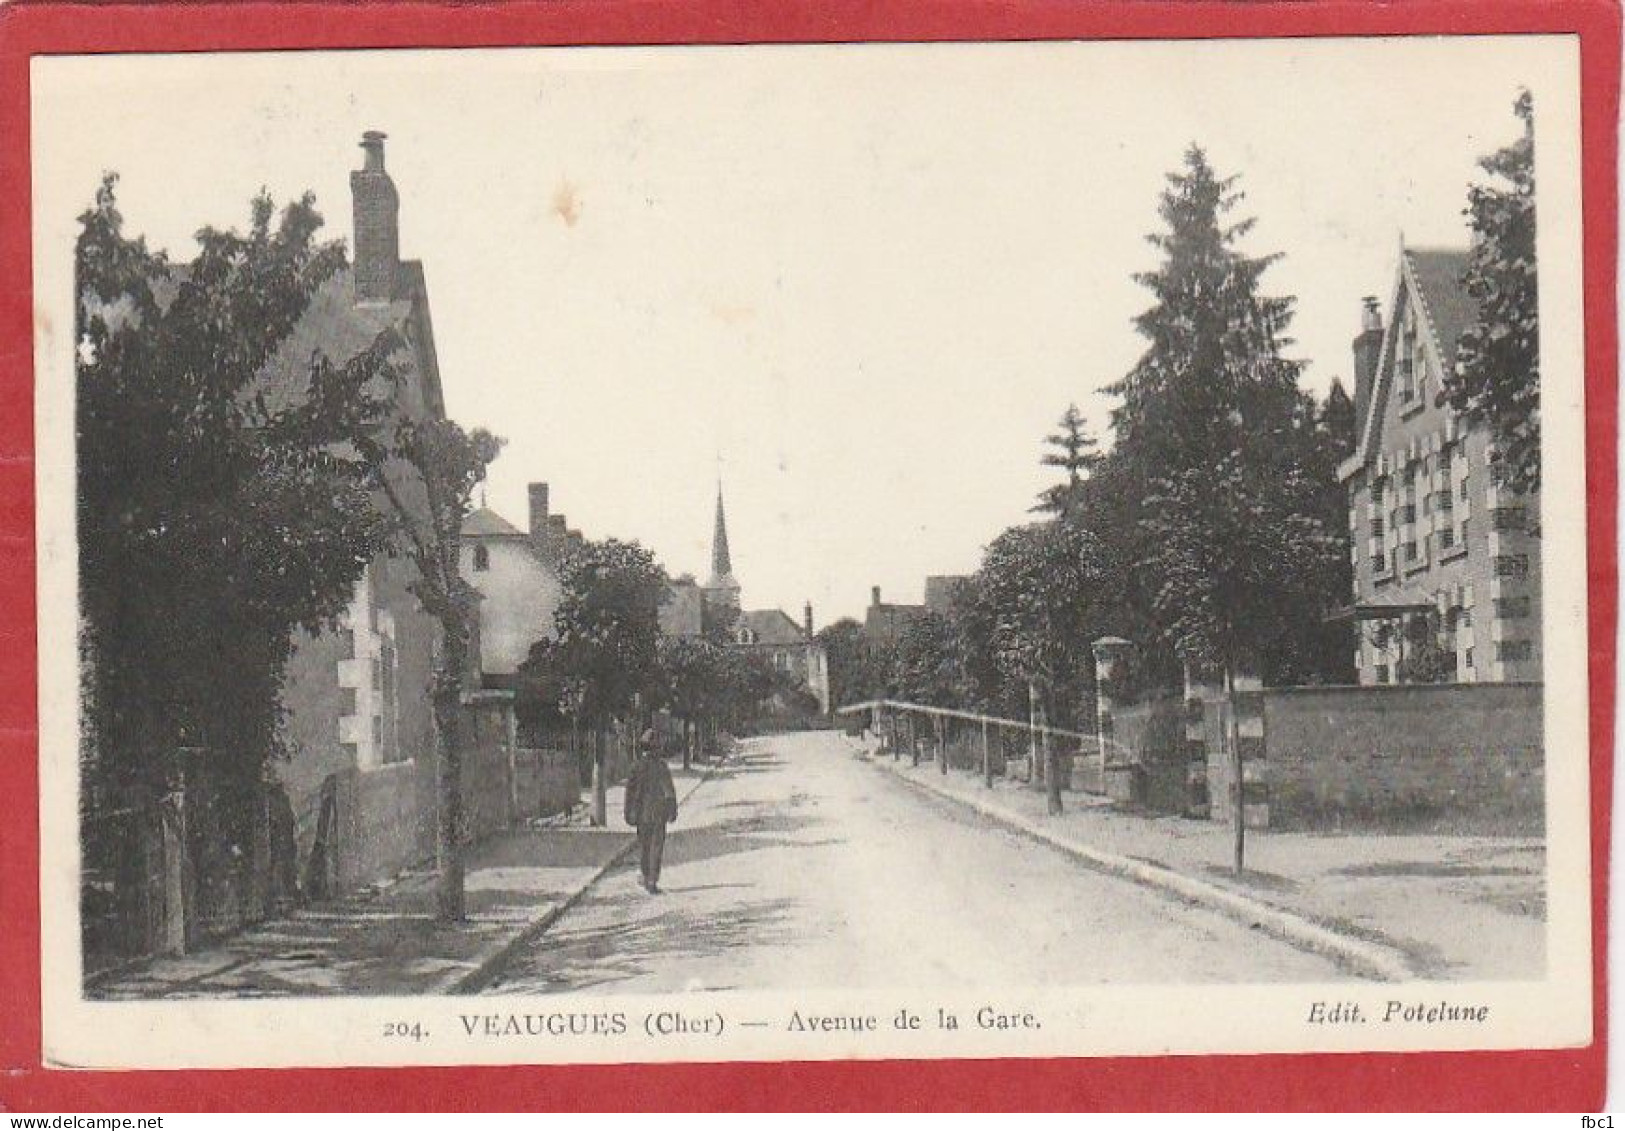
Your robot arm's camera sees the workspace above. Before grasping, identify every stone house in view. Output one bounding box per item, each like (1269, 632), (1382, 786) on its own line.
(735, 606), (833, 714)
(274, 131), (457, 897)
(459, 491), (566, 686)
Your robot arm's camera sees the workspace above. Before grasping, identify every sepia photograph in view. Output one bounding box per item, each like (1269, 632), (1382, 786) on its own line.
(29, 33), (1593, 1070)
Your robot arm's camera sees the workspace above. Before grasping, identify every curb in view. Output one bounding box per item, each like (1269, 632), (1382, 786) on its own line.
(441, 751), (733, 995)
(863, 749), (1417, 982)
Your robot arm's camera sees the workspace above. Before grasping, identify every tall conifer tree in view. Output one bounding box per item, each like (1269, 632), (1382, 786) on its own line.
(1107, 147), (1342, 683)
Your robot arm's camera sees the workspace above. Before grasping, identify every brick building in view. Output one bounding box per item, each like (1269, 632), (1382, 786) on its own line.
(1337, 245), (1541, 685)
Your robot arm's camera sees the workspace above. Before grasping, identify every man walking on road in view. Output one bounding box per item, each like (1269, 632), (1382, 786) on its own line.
(625, 728), (679, 893)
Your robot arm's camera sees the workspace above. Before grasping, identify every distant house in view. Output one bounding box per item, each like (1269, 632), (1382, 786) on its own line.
(459, 502), (563, 686)
(1337, 245), (1541, 685)
(275, 131), (449, 896)
(735, 606), (832, 714)
(863, 585), (926, 649)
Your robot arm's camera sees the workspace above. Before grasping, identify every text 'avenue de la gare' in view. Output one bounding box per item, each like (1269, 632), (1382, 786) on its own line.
(454, 1006), (1043, 1041)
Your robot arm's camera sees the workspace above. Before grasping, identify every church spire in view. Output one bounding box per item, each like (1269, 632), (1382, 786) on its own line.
(711, 484), (733, 580)
(704, 482), (740, 611)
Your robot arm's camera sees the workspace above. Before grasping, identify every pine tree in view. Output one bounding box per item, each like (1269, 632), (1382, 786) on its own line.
(1032, 403), (1101, 517)
(1108, 146), (1341, 683)
(1322, 378), (1357, 461)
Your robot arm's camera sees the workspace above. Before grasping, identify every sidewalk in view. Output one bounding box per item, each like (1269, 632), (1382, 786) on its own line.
(90, 763), (720, 999)
(860, 740), (1543, 980)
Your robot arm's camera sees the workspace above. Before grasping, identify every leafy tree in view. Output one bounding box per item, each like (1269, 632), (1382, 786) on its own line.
(1032, 403), (1102, 517)
(76, 176), (396, 920)
(815, 617), (886, 710)
(1108, 146), (1342, 686)
(1395, 610), (1455, 685)
(514, 637), (574, 744)
(356, 416), (503, 921)
(551, 538), (669, 824)
(655, 634), (729, 768)
(951, 519), (1113, 812)
(1442, 90), (1539, 497)
(890, 611), (966, 709)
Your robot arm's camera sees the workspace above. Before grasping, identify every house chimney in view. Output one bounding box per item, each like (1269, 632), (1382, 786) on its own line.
(528, 482), (550, 537)
(871, 586), (882, 607)
(1352, 295), (1384, 433)
(804, 602), (815, 638)
(351, 131), (400, 303)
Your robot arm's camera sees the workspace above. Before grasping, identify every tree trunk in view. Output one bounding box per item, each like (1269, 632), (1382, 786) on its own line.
(432, 630), (468, 922)
(1026, 682), (1039, 785)
(682, 719), (693, 771)
(590, 722), (607, 828)
(936, 716), (947, 775)
(982, 720), (994, 788)
(1046, 740), (1064, 816)
(1227, 665), (1245, 875)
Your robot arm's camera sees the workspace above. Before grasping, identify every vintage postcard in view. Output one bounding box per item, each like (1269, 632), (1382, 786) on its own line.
(19, 22), (1605, 1087)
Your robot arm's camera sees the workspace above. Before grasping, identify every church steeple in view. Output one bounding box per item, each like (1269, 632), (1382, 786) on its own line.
(711, 486), (733, 580)
(703, 482), (741, 611)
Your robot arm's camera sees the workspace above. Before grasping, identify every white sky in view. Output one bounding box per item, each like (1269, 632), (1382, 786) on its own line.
(34, 38), (1571, 625)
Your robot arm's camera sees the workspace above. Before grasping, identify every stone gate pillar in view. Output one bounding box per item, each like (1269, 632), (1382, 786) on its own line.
(1091, 636), (1133, 799)
(1231, 663), (1269, 830)
(1182, 661), (1221, 819)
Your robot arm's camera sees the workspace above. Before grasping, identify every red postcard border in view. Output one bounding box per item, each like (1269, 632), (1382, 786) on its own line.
(0, 0), (1615, 1111)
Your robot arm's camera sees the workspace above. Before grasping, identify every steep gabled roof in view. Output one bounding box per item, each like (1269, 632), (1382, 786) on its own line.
(461, 506), (526, 539)
(248, 262), (441, 418)
(1404, 248), (1474, 368)
(740, 608), (806, 645)
(1339, 246), (1473, 481)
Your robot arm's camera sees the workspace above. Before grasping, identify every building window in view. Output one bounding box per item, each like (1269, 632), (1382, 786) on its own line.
(1374, 664), (1390, 685)
(1370, 517), (1384, 538)
(1496, 640), (1533, 663)
(1371, 550), (1387, 574)
(1465, 647), (1474, 670)
(1494, 554), (1530, 578)
(1438, 528), (1455, 550)
(472, 544), (490, 572)
(1437, 489), (1453, 513)
(1495, 595), (1533, 620)
(1458, 609), (1473, 629)
(1399, 503), (1416, 525)
(1460, 476), (1470, 501)
(1491, 505), (1528, 532)
(1405, 541), (1419, 564)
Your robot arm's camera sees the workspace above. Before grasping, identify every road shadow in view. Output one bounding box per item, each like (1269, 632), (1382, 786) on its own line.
(481, 888), (798, 994)
(665, 811), (840, 868)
